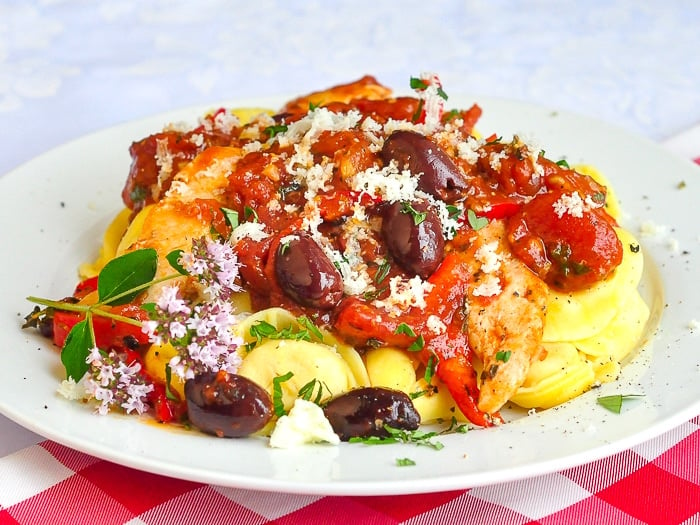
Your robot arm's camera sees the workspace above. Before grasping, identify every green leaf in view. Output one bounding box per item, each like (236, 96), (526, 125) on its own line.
(221, 207), (239, 230)
(166, 249), (188, 275)
(467, 209), (488, 231)
(97, 248), (158, 305)
(424, 355), (436, 384)
(273, 371), (294, 417)
(61, 319), (93, 380)
(375, 260), (391, 284)
(394, 323), (416, 338)
(495, 350), (512, 363)
(597, 394), (644, 414)
(396, 457), (416, 467)
(407, 334), (425, 352)
(264, 124), (288, 138)
(409, 77), (428, 90)
(244, 206), (259, 222)
(296, 316), (324, 342)
(164, 364), (179, 401)
(297, 378), (328, 405)
(400, 201), (427, 225)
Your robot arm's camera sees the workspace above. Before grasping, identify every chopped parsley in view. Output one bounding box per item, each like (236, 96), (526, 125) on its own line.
(394, 323), (417, 338)
(272, 371), (294, 416)
(264, 124), (288, 138)
(401, 201), (427, 225)
(597, 394), (644, 414)
(396, 457), (416, 467)
(495, 350), (512, 363)
(467, 209), (488, 231)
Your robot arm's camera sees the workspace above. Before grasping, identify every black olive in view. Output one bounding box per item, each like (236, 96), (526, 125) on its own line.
(381, 200), (445, 279)
(323, 387), (420, 441)
(381, 130), (469, 202)
(274, 231), (344, 309)
(185, 372), (273, 438)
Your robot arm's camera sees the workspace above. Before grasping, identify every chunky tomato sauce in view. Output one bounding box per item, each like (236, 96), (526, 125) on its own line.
(119, 76), (624, 425)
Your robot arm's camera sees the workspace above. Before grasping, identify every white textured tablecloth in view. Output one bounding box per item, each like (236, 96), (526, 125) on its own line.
(2, 2), (699, 524)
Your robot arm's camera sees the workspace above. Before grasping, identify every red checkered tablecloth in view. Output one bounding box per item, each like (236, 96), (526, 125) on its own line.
(1, 416), (699, 525)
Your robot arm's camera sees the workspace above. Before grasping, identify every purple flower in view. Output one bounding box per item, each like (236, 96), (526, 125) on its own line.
(83, 348), (153, 415)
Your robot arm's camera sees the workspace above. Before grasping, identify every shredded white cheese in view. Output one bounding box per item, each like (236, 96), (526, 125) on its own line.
(553, 191), (585, 218)
(374, 275), (434, 316)
(231, 222), (269, 243)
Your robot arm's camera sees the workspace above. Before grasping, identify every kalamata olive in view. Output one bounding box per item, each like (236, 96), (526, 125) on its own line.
(274, 231), (344, 309)
(381, 130), (469, 202)
(185, 371), (273, 438)
(323, 387), (421, 441)
(381, 200), (445, 279)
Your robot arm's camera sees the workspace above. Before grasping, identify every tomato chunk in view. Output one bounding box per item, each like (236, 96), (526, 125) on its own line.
(506, 189), (622, 291)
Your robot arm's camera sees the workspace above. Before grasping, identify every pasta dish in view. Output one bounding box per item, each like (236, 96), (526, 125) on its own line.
(24, 74), (650, 446)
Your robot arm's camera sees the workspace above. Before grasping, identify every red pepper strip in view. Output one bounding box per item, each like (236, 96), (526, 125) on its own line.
(52, 305), (150, 350)
(481, 199), (522, 220)
(147, 381), (187, 423)
(74, 276), (98, 298)
(427, 329), (501, 428)
(333, 253), (469, 347)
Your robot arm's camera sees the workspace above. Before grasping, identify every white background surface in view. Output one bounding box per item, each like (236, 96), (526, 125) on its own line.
(1, 0), (699, 459)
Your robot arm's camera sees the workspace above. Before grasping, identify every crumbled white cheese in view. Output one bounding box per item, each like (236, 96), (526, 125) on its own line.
(269, 399), (340, 448)
(211, 110), (240, 135)
(278, 234), (300, 246)
(374, 275), (434, 316)
(639, 220), (667, 237)
(457, 136), (483, 165)
(350, 162), (418, 203)
(189, 133), (204, 148)
(552, 191), (585, 219)
(474, 241), (502, 274)
(154, 137), (174, 197)
(489, 150), (508, 171)
(278, 107), (362, 147)
(242, 140), (263, 153)
(57, 376), (88, 401)
(688, 319), (699, 331)
(472, 274), (502, 297)
(426, 315), (447, 335)
(231, 222), (269, 243)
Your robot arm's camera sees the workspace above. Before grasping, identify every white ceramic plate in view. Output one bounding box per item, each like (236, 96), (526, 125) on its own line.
(1, 95), (698, 496)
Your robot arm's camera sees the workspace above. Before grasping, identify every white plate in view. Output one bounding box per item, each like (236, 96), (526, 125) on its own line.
(1, 95), (698, 496)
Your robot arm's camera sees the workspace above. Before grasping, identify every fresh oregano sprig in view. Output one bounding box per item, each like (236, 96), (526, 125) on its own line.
(27, 248), (183, 380)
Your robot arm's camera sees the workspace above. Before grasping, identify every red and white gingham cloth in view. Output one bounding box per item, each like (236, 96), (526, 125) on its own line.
(1, 137), (699, 525)
(1, 416), (698, 525)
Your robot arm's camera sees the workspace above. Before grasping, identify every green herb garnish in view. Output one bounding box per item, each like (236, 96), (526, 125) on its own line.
(495, 350), (511, 363)
(221, 207), (239, 230)
(467, 209), (488, 230)
(264, 124), (288, 138)
(597, 394), (644, 414)
(396, 457), (416, 467)
(400, 201), (427, 225)
(394, 323), (417, 338)
(272, 371), (294, 416)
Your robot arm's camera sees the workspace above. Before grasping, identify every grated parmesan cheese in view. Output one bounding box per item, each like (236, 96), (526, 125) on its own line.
(426, 315), (447, 335)
(472, 274), (502, 297)
(349, 161), (418, 203)
(474, 241), (502, 274)
(231, 222), (269, 243)
(374, 275), (434, 317)
(552, 191), (585, 218)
